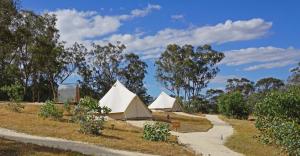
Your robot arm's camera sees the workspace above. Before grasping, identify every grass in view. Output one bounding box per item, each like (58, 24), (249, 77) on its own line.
(220, 116), (287, 156)
(0, 137), (84, 156)
(152, 112), (213, 133)
(0, 104), (195, 156)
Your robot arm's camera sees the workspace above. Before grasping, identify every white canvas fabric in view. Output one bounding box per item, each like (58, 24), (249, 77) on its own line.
(99, 80), (152, 119)
(148, 92), (182, 112)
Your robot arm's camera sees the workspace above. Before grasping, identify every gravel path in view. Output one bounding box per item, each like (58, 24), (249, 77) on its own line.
(0, 128), (155, 156)
(128, 114), (243, 156)
(172, 115), (243, 156)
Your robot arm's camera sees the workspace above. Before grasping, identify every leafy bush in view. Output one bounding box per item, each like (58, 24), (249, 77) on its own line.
(79, 113), (105, 135)
(73, 96), (111, 135)
(0, 82), (24, 102)
(255, 86), (300, 123)
(143, 122), (170, 141)
(246, 92), (266, 114)
(255, 86), (300, 155)
(1, 82), (24, 112)
(39, 100), (63, 120)
(78, 96), (98, 111)
(217, 91), (250, 119)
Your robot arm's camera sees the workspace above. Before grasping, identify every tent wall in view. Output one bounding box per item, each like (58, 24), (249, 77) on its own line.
(171, 102), (183, 112)
(124, 97), (152, 119)
(108, 113), (125, 120)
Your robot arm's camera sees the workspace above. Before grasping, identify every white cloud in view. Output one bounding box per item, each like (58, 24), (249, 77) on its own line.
(211, 75), (240, 84)
(49, 4), (161, 44)
(50, 7), (273, 62)
(171, 14), (184, 20)
(96, 18), (272, 59)
(222, 46), (300, 71)
(118, 4), (161, 20)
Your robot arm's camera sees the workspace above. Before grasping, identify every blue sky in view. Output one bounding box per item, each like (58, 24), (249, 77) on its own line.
(21, 0), (300, 97)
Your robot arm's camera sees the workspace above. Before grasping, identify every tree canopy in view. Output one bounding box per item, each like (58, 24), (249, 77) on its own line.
(226, 78), (255, 96)
(155, 44), (224, 101)
(255, 77), (284, 92)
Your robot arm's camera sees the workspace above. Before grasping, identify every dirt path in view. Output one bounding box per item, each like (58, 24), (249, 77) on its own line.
(128, 114), (243, 156)
(0, 128), (155, 156)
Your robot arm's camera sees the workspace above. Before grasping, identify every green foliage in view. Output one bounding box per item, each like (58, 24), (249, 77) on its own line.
(79, 114), (105, 136)
(73, 97), (111, 135)
(184, 97), (209, 113)
(255, 77), (284, 93)
(155, 44), (224, 101)
(121, 53), (153, 104)
(226, 78), (254, 97)
(1, 82), (24, 102)
(288, 62), (300, 85)
(206, 89), (224, 113)
(78, 96), (98, 111)
(246, 92), (266, 114)
(1, 82), (24, 112)
(217, 91), (250, 119)
(143, 122), (170, 141)
(39, 100), (63, 120)
(255, 86), (300, 155)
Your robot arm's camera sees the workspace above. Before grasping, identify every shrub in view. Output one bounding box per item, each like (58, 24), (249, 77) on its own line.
(143, 122), (170, 141)
(79, 113), (105, 135)
(78, 106), (111, 135)
(78, 96), (98, 111)
(1, 82), (24, 112)
(217, 91), (250, 119)
(255, 86), (300, 155)
(39, 100), (63, 120)
(255, 86), (300, 123)
(73, 96), (111, 135)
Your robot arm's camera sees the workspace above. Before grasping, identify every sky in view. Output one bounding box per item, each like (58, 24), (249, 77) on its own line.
(20, 0), (300, 97)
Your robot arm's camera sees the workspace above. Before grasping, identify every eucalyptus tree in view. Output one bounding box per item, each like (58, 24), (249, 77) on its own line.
(120, 53), (152, 104)
(0, 0), (19, 99)
(81, 43), (126, 97)
(155, 44), (224, 101)
(288, 62), (300, 85)
(255, 77), (284, 92)
(226, 78), (255, 96)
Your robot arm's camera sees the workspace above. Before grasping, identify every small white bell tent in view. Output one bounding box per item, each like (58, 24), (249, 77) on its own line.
(148, 92), (182, 112)
(99, 80), (152, 120)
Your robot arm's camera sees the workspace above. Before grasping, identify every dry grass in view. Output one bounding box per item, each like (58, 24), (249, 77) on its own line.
(152, 112), (212, 133)
(0, 104), (195, 156)
(220, 116), (287, 156)
(0, 137), (84, 156)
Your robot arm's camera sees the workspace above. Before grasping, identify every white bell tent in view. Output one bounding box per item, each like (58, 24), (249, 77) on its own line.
(99, 80), (152, 120)
(148, 92), (182, 112)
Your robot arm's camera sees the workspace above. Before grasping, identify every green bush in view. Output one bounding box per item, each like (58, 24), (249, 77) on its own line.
(143, 122), (170, 141)
(78, 96), (98, 111)
(255, 86), (300, 123)
(79, 114), (105, 135)
(0, 82), (24, 102)
(1, 82), (24, 112)
(39, 100), (63, 120)
(255, 86), (300, 155)
(73, 96), (111, 135)
(217, 91), (250, 119)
